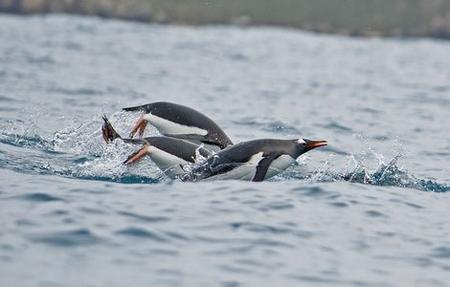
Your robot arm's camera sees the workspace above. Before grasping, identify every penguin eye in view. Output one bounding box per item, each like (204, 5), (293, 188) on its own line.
(297, 139), (306, 145)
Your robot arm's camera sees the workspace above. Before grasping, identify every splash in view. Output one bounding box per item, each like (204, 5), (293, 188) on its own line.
(307, 154), (449, 193)
(0, 130), (55, 153)
(0, 115), (448, 191)
(0, 118), (56, 153)
(0, 113), (165, 183)
(178, 143), (212, 181)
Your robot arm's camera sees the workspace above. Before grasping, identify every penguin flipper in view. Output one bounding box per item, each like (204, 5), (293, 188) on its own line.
(163, 133), (223, 150)
(121, 138), (148, 145)
(163, 133), (216, 148)
(252, 155), (277, 182)
(164, 133), (206, 141)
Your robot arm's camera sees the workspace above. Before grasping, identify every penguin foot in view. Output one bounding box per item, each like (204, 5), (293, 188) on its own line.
(101, 114), (121, 143)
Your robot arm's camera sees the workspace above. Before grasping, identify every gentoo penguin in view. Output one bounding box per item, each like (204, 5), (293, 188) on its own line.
(102, 115), (211, 179)
(123, 102), (233, 151)
(186, 138), (327, 182)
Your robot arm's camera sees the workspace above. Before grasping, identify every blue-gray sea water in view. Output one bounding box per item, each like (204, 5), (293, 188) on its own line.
(1, 14), (450, 287)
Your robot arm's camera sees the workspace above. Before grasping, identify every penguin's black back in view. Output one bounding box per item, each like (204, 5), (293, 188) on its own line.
(124, 136), (211, 163)
(123, 102), (233, 148)
(211, 139), (296, 163)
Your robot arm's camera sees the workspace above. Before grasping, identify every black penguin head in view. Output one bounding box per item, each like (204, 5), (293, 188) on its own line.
(293, 138), (327, 157)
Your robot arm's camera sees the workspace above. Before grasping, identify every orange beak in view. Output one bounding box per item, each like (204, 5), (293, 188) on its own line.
(305, 139), (328, 151)
(129, 115), (148, 138)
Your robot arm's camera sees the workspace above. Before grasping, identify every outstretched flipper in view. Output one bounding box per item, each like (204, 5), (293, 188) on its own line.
(252, 155), (278, 182)
(102, 115), (122, 143)
(164, 133), (227, 152)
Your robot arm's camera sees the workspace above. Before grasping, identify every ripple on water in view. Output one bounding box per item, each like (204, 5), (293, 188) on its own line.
(229, 222), (292, 235)
(288, 275), (370, 286)
(164, 231), (191, 242)
(50, 87), (104, 96)
(16, 192), (63, 202)
(322, 122), (354, 133)
(29, 229), (100, 247)
(263, 201), (295, 210)
(388, 198), (424, 209)
(293, 186), (330, 197)
(233, 117), (300, 134)
(0, 95), (16, 102)
(117, 211), (170, 223)
(431, 246), (450, 259)
(115, 227), (168, 242)
(328, 201), (349, 208)
(365, 210), (388, 218)
(15, 219), (37, 226)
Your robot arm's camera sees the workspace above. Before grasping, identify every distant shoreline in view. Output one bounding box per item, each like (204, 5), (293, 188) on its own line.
(1, 0), (450, 39)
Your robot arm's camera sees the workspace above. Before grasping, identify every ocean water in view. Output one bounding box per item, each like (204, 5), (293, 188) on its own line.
(0, 14), (450, 287)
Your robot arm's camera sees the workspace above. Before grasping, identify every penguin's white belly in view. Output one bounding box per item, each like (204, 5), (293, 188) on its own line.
(148, 146), (189, 179)
(264, 155), (296, 180)
(204, 152), (264, 181)
(205, 164), (256, 181)
(144, 113), (207, 136)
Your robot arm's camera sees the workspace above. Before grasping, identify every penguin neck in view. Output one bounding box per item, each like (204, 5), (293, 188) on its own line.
(280, 140), (303, 159)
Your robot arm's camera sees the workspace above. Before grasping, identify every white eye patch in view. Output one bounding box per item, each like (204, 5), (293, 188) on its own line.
(297, 138), (306, 144)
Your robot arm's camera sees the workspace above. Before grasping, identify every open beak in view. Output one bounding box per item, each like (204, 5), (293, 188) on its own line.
(304, 139), (328, 151)
(129, 115), (148, 138)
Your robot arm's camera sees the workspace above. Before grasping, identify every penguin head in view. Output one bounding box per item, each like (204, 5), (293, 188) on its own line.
(293, 138), (327, 157)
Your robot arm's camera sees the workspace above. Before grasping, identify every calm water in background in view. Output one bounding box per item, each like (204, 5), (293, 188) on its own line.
(0, 14), (450, 287)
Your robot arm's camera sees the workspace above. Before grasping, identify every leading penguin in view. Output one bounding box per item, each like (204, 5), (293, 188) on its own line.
(186, 138), (327, 182)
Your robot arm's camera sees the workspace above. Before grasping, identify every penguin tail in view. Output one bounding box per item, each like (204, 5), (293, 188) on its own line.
(101, 114), (122, 144)
(122, 104), (150, 112)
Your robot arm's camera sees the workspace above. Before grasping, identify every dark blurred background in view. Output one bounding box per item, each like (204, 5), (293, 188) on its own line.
(1, 0), (450, 38)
